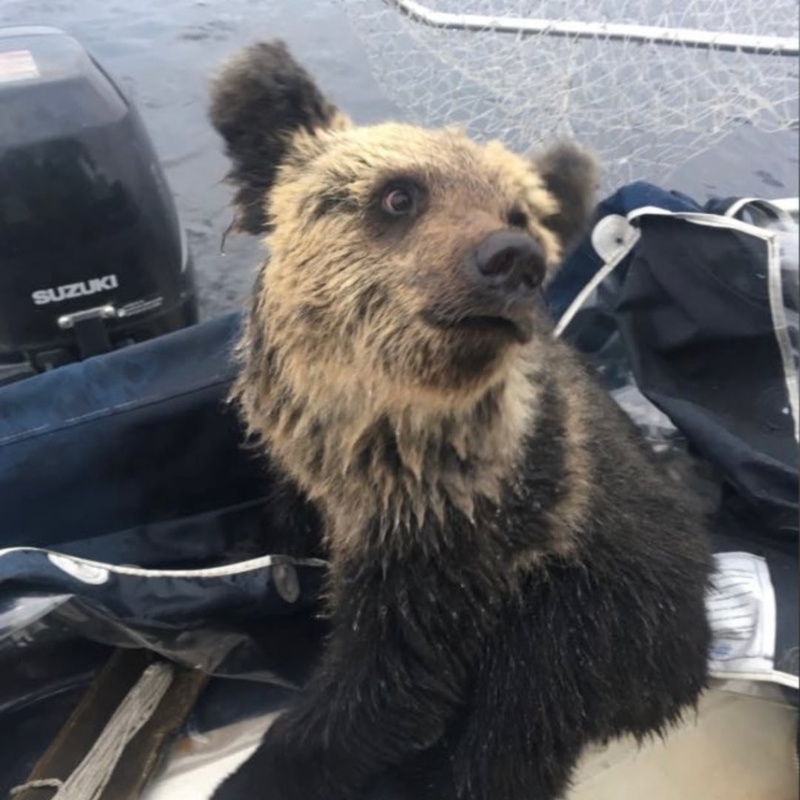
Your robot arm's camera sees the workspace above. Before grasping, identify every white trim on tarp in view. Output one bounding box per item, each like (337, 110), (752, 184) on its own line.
(723, 197), (797, 229)
(709, 668), (799, 690)
(771, 197), (800, 220)
(553, 223), (640, 338)
(765, 231), (800, 441)
(0, 546), (327, 580)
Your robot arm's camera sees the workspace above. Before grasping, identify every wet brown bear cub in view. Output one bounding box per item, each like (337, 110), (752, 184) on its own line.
(209, 41), (712, 800)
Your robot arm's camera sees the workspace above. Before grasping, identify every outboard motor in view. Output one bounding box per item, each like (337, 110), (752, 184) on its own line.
(0, 27), (199, 385)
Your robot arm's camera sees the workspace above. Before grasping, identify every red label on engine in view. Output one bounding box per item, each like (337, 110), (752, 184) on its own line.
(0, 50), (40, 84)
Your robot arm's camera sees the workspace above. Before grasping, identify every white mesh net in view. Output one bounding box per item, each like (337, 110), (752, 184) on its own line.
(339, 0), (799, 188)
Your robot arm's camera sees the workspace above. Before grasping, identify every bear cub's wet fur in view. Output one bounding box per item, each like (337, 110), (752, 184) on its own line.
(209, 40), (711, 800)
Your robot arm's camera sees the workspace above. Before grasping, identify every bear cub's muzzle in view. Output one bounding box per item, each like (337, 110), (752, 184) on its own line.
(425, 229), (546, 345)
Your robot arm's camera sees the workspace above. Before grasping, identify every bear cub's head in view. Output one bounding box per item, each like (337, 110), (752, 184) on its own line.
(211, 41), (597, 412)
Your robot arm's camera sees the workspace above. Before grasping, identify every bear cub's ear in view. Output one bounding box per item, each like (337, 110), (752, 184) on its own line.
(210, 40), (342, 235)
(532, 142), (599, 256)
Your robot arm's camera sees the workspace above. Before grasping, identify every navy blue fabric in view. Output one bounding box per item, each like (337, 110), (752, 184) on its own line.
(548, 184), (797, 541)
(0, 313), (268, 549)
(545, 181), (702, 319)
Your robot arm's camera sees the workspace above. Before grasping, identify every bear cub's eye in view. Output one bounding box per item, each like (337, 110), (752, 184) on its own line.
(380, 182), (421, 217)
(507, 208), (529, 229)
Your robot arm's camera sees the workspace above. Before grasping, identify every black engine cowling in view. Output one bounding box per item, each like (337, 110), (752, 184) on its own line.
(0, 26), (198, 384)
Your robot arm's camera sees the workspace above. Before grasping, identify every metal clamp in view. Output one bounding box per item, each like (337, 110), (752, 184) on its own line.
(57, 303), (117, 330)
(57, 304), (116, 359)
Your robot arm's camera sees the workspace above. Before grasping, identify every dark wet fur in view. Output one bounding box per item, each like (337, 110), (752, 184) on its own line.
(209, 40), (338, 235)
(535, 142), (598, 254)
(213, 367), (711, 800)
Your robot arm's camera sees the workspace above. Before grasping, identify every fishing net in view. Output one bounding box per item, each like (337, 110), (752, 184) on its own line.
(339, 0), (799, 187)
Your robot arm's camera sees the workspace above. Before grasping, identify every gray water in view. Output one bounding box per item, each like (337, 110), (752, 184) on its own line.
(1, 0), (797, 318)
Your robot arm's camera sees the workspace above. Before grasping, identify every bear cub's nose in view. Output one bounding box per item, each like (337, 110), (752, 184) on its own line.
(474, 231), (546, 292)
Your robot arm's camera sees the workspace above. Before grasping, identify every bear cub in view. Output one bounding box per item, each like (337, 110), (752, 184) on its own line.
(209, 40), (711, 800)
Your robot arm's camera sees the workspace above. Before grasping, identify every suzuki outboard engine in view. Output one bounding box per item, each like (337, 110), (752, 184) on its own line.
(0, 27), (198, 385)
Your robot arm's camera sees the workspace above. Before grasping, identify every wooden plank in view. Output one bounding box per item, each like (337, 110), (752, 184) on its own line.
(102, 664), (208, 800)
(13, 648), (207, 800)
(13, 649), (154, 800)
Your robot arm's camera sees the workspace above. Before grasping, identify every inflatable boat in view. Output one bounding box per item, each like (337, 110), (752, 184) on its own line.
(0, 24), (797, 800)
